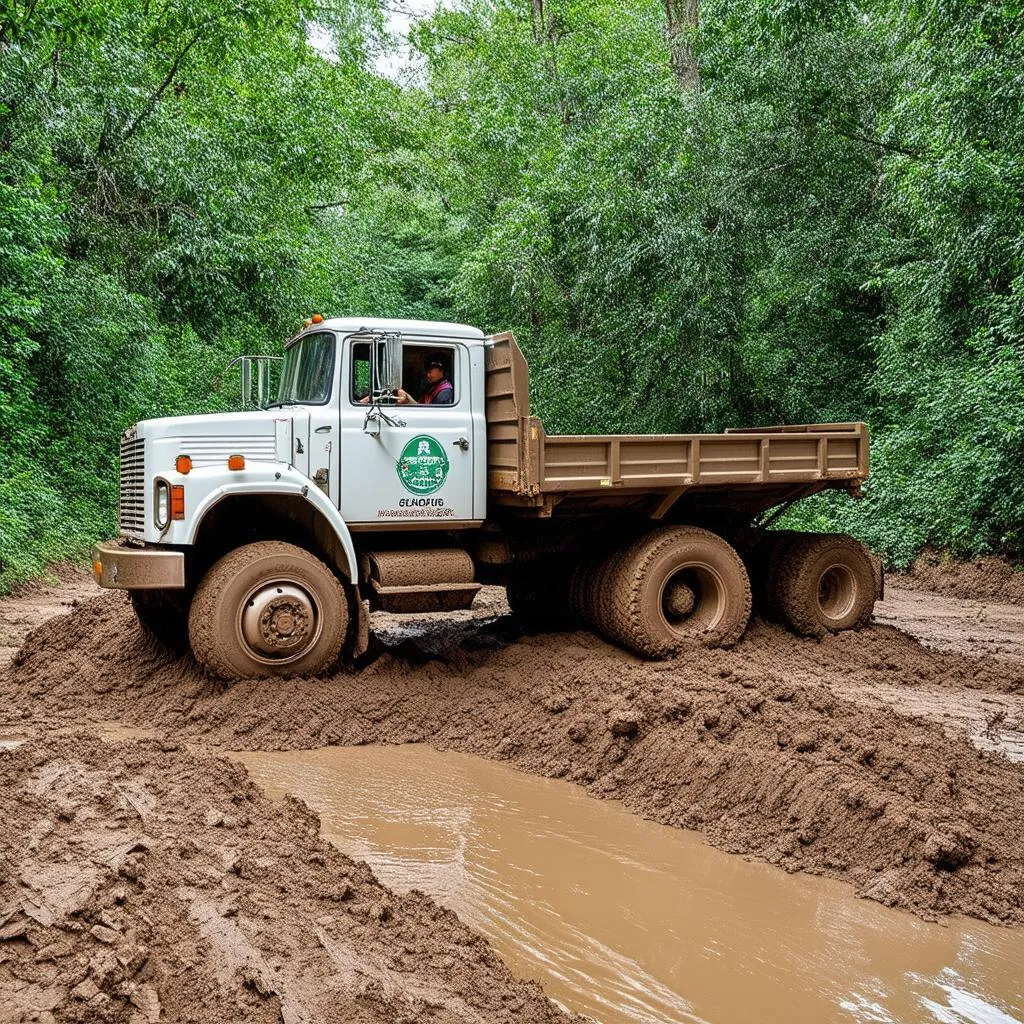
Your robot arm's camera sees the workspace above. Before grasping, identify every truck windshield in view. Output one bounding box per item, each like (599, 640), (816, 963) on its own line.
(276, 332), (335, 405)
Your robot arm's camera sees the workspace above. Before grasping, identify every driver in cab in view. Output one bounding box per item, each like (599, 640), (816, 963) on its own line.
(398, 358), (453, 405)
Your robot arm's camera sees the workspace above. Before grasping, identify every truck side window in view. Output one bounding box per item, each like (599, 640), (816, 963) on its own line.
(351, 341), (457, 406)
(402, 344), (457, 406)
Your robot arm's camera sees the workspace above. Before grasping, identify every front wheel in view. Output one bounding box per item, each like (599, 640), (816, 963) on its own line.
(189, 542), (349, 680)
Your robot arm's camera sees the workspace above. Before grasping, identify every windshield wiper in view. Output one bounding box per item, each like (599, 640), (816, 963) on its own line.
(263, 399), (300, 410)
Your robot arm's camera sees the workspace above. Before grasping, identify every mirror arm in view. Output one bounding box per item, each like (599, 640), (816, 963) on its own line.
(362, 405), (405, 433)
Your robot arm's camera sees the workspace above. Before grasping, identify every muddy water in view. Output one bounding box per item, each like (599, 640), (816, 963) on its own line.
(237, 745), (1024, 1024)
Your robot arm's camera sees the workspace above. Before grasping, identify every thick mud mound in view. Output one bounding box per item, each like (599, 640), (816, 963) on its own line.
(0, 734), (575, 1024)
(4, 594), (1024, 928)
(893, 549), (1024, 604)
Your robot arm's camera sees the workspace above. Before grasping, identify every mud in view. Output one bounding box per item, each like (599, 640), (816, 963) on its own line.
(4, 588), (1024, 930)
(0, 566), (95, 671)
(237, 744), (1024, 1024)
(875, 586), (1024, 663)
(0, 733), (575, 1024)
(892, 549), (1024, 605)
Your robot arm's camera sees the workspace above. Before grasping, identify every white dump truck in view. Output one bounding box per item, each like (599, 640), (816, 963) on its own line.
(92, 317), (878, 679)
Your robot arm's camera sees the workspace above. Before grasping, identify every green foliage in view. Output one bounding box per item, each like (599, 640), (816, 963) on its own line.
(0, 0), (451, 589)
(408, 0), (1024, 567)
(2, 0), (1022, 587)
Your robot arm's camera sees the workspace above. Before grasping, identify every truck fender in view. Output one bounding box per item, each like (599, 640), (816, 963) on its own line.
(186, 465), (358, 582)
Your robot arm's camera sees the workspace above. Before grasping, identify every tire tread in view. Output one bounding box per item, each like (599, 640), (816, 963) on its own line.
(604, 527), (752, 658)
(776, 533), (875, 638)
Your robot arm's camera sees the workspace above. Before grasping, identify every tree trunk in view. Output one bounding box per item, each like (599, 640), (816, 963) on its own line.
(530, 0), (545, 43)
(665, 0), (699, 92)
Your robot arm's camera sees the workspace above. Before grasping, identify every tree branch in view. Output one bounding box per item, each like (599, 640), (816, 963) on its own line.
(102, 27), (203, 155)
(664, 0), (700, 92)
(835, 127), (922, 160)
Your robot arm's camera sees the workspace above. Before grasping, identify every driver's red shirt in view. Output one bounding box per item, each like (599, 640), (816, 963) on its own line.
(420, 378), (454, 404)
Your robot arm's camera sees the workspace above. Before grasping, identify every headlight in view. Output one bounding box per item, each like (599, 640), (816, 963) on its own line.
(154, 479), (170, 529)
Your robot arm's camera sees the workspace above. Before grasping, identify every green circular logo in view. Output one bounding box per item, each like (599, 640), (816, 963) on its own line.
(397, 435), (450, 495)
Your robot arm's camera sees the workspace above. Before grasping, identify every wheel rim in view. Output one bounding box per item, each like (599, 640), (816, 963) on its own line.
(817, 564), (856, 621)
(658, 562), (726, 636)
(237, 580), (323, 666)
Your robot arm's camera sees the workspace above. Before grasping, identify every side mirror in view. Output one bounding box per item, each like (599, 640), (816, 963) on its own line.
(372, 332), (403, 401)
(241, 358), (253, 406)
(219, 355), (282, 408)
(255, 359), (276, 408)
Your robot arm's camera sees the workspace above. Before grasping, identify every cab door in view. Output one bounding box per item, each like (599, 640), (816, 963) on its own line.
(339, 337), (476, 525)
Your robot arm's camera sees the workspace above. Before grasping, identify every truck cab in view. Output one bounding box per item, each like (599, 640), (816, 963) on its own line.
(109, 318), (490, 551)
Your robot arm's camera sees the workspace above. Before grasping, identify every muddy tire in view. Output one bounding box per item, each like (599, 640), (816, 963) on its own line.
(592, 548), (628, 640)
(776, 533), (876, 638)
(189, 542), (349, 680)
(569, 556), (601, 627)
(604, 527), (752, 657)
(582, 560), (606, 631)
(130, 589), (191, 653)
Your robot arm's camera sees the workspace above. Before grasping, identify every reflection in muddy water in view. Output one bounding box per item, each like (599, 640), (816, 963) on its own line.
(237, 745), (1024, 1024)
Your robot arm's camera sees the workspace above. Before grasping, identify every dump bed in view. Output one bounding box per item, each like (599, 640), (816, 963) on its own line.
(484, 333), (868, 519)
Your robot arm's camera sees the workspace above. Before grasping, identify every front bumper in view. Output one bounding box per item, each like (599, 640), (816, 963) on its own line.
(92, 540), (185, 590)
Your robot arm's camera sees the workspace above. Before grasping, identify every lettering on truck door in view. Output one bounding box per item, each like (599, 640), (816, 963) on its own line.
(339, 337), (475, 524)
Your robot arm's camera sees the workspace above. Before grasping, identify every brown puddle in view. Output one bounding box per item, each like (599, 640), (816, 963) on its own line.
(236, 744), (1024, 1024)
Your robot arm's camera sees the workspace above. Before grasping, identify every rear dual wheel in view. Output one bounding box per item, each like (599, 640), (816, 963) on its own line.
(189, 541), (350, 680)
(774, 533), (876, 638)
(746, 529), (803, 620)
(599, 527), (752, 657)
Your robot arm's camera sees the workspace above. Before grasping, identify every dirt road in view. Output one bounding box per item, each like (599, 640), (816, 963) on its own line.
(0, 567), (96, 671)
(2, 570), (1024, 1022)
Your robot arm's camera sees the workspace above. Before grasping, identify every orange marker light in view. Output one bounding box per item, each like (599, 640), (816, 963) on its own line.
(170, 485), (185, 520)
(93, 561), (103, 581)
(175, 454), (192, 475)
(227, 454), (245, 471)
(311, 313), (324, 324)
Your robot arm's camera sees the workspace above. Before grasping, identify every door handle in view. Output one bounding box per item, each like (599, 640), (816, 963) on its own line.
(453, 437), (470, 451)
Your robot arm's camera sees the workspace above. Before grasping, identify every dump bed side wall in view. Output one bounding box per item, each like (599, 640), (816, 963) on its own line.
(485, 332), (541, 495)
(538, 427), (867, 491)
(484, 333), (868, 508)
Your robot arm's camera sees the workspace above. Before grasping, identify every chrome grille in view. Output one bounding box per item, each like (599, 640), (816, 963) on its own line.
(119, 436), (145, 536)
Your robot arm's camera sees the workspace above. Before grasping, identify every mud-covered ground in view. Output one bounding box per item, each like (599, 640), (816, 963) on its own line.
(0, 567), (96, 671)
(0, 734), (575, 1024)
(2, 566), (1024, 1022)
(891, 548), (1024, 604)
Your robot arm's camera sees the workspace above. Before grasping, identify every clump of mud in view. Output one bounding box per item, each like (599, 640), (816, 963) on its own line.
(4, 593), (1024, 929)
(0, 733), (576, 1024)
(893, 548), (1024, 604)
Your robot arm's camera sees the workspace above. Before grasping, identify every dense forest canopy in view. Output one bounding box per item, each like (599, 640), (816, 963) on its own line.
(1, 0), (1022, 589)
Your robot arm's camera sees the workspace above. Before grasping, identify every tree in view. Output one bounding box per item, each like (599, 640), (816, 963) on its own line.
(664, 0), (699, 91)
